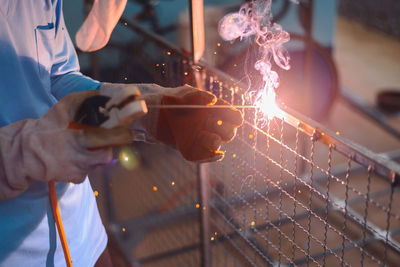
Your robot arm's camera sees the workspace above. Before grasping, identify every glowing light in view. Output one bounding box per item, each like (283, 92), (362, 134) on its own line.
(196, 203), (200, 209)
(336, 131), (340, 135)
(217, 42), (221, 47)
(124, 77), (127, 81)
(153, 186), (158, 191)
(232, 154), (237, 158)
(167, 51), (171, 55)
(255, 86), (284, 119)
(217, 120), (223, 126)
(210, 236), (215, 241)
(94, 191), (99, 197)
(251, 221), (255, 226)
(171, 181), (175, 186)
(118, 147), (139, 170)
(213, 51), (217, 55)
(184, 72), (188, 76)
(122, 227), (126, 232)
(249, 134), (254, 139)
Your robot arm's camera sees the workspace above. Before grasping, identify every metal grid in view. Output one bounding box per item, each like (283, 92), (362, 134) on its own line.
(106, 18), (400, 266)
(203, 90), (400, 266)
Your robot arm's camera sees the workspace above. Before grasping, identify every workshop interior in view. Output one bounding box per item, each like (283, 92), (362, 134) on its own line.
(64, 0), (400, 266)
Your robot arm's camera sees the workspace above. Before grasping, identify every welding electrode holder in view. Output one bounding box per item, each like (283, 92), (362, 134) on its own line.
(74, 95), (111, 126)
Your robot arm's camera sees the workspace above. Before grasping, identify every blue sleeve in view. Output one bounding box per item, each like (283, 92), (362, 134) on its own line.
(50, 4), (101, 100)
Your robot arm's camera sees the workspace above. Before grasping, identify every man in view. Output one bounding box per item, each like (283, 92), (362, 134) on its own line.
(0, 0), (242, 266)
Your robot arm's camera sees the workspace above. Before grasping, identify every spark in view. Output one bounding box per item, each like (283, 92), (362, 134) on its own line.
(94, 190), (99, 197)
(153, 186), (158, 191)
(217, 120), (223, 126)
(196, 203), (200, 209)
(122, 227), (126, 232)
(171, 181), (175, 186)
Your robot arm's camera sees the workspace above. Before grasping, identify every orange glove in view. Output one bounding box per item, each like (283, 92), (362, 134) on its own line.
(156, 86), (243, 162)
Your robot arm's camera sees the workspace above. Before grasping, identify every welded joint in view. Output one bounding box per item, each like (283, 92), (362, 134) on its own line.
(311, 129), (321, 141)
(391, 171), (400, 186)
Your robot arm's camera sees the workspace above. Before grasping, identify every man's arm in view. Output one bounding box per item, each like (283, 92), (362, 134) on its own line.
(50, 9), (100, 100)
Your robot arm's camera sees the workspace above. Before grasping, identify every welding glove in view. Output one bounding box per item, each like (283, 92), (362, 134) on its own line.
(0, 91), (133, 200)
(131, 84), (243, 162)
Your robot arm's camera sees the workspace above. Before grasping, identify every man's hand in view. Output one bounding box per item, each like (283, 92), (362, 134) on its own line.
(0, 90), (136, 199)
(156, 85), (243, 162)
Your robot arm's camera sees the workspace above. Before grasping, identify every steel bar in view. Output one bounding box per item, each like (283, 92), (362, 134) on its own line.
(198, 163), (211, 267)
(281, 105), (400, 185)
(147, 104), (257, 109)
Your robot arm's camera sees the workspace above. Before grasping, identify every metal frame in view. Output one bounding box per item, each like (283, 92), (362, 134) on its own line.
(102, 9), (400, 266)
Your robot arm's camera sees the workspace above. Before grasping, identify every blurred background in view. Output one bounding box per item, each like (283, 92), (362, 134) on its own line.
(62, 0), (400, 266)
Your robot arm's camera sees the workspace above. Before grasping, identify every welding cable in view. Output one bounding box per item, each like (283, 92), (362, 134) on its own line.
(49, 181), (73, 267)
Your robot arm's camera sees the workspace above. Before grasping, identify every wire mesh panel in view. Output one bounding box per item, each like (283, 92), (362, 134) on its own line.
(107, 18), (400, 267)
(196, 67), (400, 266)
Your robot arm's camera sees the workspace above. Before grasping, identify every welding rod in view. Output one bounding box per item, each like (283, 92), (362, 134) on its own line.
(147, 104), (257, 109)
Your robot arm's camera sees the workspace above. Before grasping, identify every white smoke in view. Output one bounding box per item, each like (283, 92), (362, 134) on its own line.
(218, 0), (293, 119)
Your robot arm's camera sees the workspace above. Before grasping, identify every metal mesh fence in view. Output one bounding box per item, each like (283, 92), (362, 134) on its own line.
(105, 18), (400, 266)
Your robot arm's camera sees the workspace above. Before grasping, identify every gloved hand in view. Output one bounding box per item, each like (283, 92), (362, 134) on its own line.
(156, 85), (243, 162)
(97, 83), (243, 162)
(0, 90), (134, 200)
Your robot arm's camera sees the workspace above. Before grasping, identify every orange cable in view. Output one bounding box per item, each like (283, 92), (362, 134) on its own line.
(49, 181), (73, 267)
